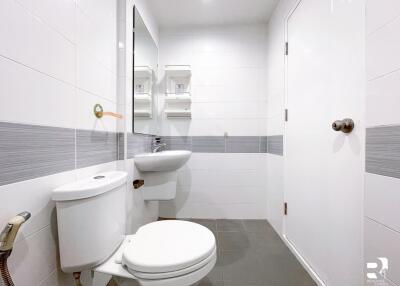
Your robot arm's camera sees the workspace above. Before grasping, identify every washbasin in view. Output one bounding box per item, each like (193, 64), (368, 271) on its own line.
(134, 150), (192, 172)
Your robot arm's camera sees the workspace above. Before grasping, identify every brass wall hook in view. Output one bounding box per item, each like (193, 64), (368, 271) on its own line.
(94, 104), (123, 119)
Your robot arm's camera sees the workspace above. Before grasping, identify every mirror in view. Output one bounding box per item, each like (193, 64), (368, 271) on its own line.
(133, 7), (158, 135)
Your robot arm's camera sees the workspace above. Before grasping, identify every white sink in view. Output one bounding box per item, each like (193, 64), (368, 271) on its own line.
(134, 150), (192, 172)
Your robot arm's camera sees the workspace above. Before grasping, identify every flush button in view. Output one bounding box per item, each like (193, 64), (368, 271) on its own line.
(94, 176), (105, 180)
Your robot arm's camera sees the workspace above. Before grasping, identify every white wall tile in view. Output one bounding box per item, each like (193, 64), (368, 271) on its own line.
(159, 25), (268, 137)
(8, 226), (58, 286)
(0, 0), (75, 85)
(366, 0), (400, 35)
(160, 154), (268, 219)
(267, 113), (285, 136)
(365, 173), (400, 233)
(76, 6), (117, 74)
(76, 47), (117, 103)
(365, 218), (400, 285)
(366, 69), (400, 127)
(16, 0), (76, 43)
(0, 56), (76, 128)
(367, 16), (400, 80)
(366, 1), (400, 283)
(0, 170), (76, 242)
(187, 153), (267, 170)
(160, 202), (266, 220)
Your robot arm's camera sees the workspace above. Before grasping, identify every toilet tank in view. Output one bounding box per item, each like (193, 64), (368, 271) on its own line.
(52, 171), (128, 273)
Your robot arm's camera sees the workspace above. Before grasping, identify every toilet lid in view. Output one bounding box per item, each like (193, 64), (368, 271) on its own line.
(122, 220), (216, 273)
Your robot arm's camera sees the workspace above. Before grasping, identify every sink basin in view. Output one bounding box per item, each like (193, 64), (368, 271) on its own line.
(134, 150), (192, 172)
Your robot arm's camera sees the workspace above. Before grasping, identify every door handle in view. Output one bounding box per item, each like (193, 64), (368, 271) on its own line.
(332, 118), (354, 133)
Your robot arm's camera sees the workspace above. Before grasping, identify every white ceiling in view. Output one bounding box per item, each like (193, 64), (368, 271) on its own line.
(147, 0), (280, 28)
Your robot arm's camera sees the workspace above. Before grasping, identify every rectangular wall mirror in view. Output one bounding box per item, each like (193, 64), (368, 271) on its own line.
(133, 7), (159, 135)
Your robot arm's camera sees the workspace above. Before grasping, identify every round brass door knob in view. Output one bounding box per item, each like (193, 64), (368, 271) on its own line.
(332, 118), (354, 133)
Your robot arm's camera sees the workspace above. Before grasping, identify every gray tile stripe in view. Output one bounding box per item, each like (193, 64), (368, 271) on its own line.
(0, 121), (284, 186)
(76, 130), (118, 169)
(226, 136), (260, 153)
(0, 122), (75, 186)
(0, 122), (125, 186)
(260, 136), (268, 153)
(160, 136), (284, 155)
(366, 126), (400, 179)
(163, 136), (192, 151)
(267, 135), (284, 156)
(192, 136), (225, 153)
(125, 133), (153, 159)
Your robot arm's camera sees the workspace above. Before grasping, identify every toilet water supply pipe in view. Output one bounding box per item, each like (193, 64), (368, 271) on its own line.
(0, 212), (31, 286)
(73, 272), (83, 286)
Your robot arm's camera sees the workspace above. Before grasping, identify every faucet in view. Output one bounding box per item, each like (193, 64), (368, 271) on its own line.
(152, 137), (166, 153)
(1, 212), (31, 286)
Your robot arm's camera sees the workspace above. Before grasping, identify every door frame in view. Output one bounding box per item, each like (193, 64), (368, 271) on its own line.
(281, 1), (327, 285)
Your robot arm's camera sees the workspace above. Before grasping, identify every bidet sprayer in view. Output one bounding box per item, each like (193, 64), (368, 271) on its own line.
(0, 212), (31, 252)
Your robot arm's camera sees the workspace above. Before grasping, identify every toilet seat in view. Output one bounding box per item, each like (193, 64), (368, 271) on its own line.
(95, 220), (217, 285)
(128, 248), (216, 279)
(123, 220), (216, 275)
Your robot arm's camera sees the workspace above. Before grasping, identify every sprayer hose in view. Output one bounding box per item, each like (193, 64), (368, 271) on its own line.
(0, 251), (14, 286)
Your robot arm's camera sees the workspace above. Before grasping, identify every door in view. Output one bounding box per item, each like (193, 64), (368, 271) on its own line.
(285, 0), (364, 285)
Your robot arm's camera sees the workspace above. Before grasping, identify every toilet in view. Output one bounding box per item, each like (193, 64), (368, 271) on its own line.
(52, 171), (216, 286)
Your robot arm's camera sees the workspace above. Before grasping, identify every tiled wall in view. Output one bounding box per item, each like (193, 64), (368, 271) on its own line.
(159, 153), (269, 219)
(158, 25), (271, 219)
(0, 0), (157, 285)
(158, 25), (269, 136)
(365, 1), (400, 285)
(161, 135), (283, 155)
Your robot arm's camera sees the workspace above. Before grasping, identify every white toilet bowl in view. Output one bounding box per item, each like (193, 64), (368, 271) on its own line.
(95, 220), (217, 286)
(53, 172), (216, 286)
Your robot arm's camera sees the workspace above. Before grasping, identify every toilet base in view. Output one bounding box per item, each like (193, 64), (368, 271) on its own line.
(114, 279), (200, 286)
(107, 254), (216, 286)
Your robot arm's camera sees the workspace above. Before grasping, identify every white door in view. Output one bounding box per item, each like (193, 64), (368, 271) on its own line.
(285, 0), (364, 285)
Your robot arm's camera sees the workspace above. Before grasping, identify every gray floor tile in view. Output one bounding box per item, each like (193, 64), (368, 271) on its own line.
(176, 218), (316, 286)
(203, 254), (224, 283)
(224, 282), (267, 286)
(220, 250), (274, 284)
(218, 232), (250, 251)
(257, 253), (316, 286)
(242, 219), (272, 233)
(190, 219), (217, 233)
(247, 232), (290, 256)
(197, 278), (224, 286)
(217, 219), (244, 232)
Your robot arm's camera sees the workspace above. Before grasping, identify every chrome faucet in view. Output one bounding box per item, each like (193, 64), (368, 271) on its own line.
(152, 137), (166, 153)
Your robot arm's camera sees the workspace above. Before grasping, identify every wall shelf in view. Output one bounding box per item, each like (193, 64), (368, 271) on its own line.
(164, 65), (192, 118)
(134, 94), (152, 103)
(134, 66), (153, 119)
(165, 65), (192, 77)
(134, 110), (152, 118)
(165, 109), (192, 118)
(134, 66), (153, 78)
(165, 93), (192, 103)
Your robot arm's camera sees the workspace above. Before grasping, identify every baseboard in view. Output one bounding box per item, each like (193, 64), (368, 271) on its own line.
(282, 235), (328, 286)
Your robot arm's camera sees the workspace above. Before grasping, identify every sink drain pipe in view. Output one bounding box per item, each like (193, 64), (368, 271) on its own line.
(0, 212), (31, 286)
